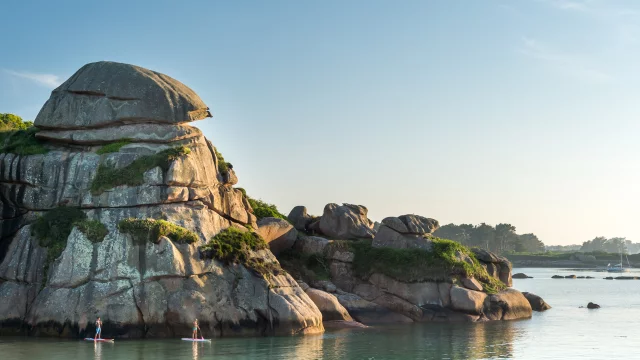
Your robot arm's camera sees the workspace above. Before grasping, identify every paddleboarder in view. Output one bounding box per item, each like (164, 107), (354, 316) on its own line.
(95, 317), (103, 341)
(192, 319), (201, 340)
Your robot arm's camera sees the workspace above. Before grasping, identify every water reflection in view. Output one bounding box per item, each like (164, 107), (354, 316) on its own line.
(93, 341), (102, 360)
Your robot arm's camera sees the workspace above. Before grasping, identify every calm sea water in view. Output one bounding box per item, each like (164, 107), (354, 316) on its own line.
(2, 267), (640, 360)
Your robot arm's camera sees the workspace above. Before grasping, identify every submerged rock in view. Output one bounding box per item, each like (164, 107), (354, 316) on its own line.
(587, 302), (600, 309)
(552, 275), (564, 279)
(513, 273), (532, 279)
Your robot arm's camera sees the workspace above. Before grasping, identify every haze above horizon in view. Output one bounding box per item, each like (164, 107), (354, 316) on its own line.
(1, 0), (638, 246)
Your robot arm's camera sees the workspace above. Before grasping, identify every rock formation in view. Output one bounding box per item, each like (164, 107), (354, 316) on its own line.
(256, 217), (297, 255)
(522, 292), (551, 311)
(0, 61), (323, 338)
(279, 208), (539, 324)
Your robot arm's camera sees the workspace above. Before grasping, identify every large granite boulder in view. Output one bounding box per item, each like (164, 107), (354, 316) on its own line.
(483, 289), (532, 320)
(522, 292), (551, 311)
(0, 61), (323, 338)
(34, 61), (211, 129)
(317, 203), (375, 240)
(288, 206), (314, 232)
(256, 217), (297, 255)
(450, 286), (487, 315)
(371, 214), (439, 250)
(304, 288), (353, 321)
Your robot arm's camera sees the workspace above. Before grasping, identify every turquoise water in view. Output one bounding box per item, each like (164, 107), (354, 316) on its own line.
(2, 267), (639, 359)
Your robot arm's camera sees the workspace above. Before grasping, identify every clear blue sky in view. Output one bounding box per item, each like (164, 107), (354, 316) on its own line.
(1, 0), (639, 245)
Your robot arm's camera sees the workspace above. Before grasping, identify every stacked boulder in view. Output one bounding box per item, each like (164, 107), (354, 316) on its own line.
(288, 203), (375, 240)
(0, 62), (323, 338)
(372, 215), (439, 250)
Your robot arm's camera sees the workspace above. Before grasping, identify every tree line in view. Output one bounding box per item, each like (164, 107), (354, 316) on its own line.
(433, 223), (545, 254)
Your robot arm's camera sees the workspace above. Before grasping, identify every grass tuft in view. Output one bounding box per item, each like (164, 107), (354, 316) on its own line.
(118, 218), (199, 245)
(96, 139), (132, 154)
(0, 128), (48, 155)
(91, 146), (190, 194)
(75, 219), (109, 243)
(214, 148), (229, 174)
(247, 197), (289, 221)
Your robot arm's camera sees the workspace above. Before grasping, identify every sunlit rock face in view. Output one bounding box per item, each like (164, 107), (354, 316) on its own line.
(0, 61), (323, 338)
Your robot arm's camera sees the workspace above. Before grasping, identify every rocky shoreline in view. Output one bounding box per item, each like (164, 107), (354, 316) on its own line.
(0, 61), (547, 339)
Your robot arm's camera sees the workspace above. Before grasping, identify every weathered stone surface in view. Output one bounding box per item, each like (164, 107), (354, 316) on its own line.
(294, 234), (329, 255)
(334, 291), (413, 324)
(318, 203), (375, 240)
(35, 61), (211, 129)
(450, 286), (487, 315)
(483, 289), (532, 320)
(36, 124), (202, 144)
(372, 225), (433, 251)
(522, 292), (551, 311)
(381, 217), (409, 233)
(309, 280), (337, 293)
(256, 217), (297, 255)
(223, 169), (238, 186)
(397, 215), (439, 234)
(368, 273), (442, 307)
(462, 277), (483, 292)
(287, 206), (313, 232)
(305, 288), (353, 321)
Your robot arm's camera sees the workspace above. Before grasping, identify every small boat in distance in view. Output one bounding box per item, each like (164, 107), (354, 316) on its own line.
(607, 251), (632, 272)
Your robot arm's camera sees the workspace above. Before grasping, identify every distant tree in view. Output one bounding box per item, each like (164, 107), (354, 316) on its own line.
(0, 113), (33, 131)
(516, 233), (545, 253)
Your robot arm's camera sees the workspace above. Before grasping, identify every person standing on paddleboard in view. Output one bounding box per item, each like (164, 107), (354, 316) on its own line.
(192, 319), (200, 340)
(95, 317), (102, 340)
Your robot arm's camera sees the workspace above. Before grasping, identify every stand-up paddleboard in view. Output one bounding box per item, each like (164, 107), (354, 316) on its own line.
(85, 338), (114, 342)
(181, 338), (211, 342)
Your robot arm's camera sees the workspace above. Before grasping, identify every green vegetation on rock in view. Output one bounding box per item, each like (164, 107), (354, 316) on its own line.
(200, 227), (283, 277)
(118, 218), (199, 245)
(32, 207), (87, 288)
(247, 197), (288, 221)
(91, 146), (190, 194)
(96, 139), (132, 154)
(75, 220), (109, 243)
(277, 249), (331, 282)
(0, 127), (48, 155)
(214, 147), (229, 174)
(343, 238), (506, 294)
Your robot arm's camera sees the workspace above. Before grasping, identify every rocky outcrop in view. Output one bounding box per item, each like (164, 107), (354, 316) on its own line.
(256, 217), (297, 255)
(0, 62), (323, 338)
(472, 248), (512, 287)
(282, 224), (534, 324)
(317, 203), (375, 240)
(371, 215), (439, 251)
(304, 288), (353, 321)
(522, 292), (551, 311)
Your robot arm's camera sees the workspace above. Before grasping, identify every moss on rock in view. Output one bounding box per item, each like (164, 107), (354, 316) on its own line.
(96, 139), (132, 154)
(75, 220), (109, 243)
(91, 146), (190, 194)
(277, 249), (331, 282)
(118, 218), (198, 245)
(31, 206), (87, 287)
